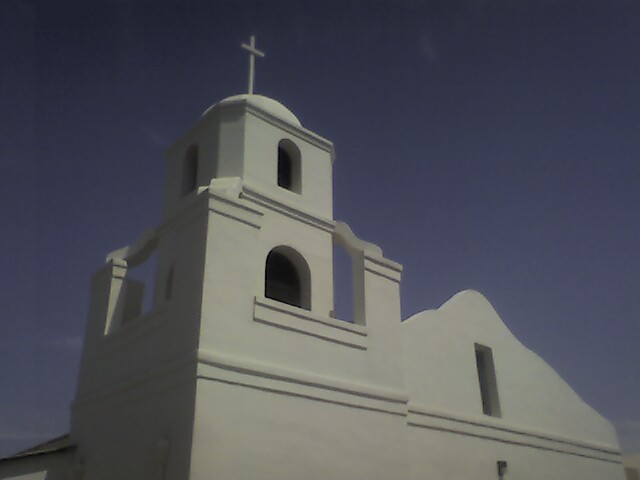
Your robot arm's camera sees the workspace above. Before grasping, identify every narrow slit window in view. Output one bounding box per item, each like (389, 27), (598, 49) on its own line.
(475, 343), (501, 417)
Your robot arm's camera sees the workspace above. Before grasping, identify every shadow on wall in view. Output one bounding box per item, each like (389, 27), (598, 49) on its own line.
(333, 241), (354, 323)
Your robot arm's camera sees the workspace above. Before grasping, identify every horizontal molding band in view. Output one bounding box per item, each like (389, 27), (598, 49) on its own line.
(197, 349), (408, 417)
(408, 421), (621, 465)
(208, 193), (263, 229)
(207, 100), (334, 158)
(241, 186), (335, 233)
(365, 253), (403, 275)
(254, 296), (368, 349)
(408, 404), (621, 464)
(72, 347), (622, 467)
(199, 374), (407, 418)
(256, 297), (367, 336)
(363, 256), (402, 283)
(245, 106), (335, 159)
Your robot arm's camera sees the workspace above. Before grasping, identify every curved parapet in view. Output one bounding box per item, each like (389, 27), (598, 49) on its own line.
(106, 229), (158, 267)
(334, 221), (383, 257)
(402, 289), (621, 451)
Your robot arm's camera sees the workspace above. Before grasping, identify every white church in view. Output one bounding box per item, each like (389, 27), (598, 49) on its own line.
(0, 39), (628, 480)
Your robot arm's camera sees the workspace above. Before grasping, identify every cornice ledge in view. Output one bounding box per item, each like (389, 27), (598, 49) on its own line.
(363, 255), (403, 283)
(209, 100), (335, 162)
(196, 349), (409, 406)
(255, 295), (368, 336)
(407, 402), (622, 456)
(240, 184), (335, 232)
(244, 104), (335, 162)
(208, 193), (263, 230)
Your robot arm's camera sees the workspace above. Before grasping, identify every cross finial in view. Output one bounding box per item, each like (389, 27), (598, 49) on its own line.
(241, 35), (265, 95)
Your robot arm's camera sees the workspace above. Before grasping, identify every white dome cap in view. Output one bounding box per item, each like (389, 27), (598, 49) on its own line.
(203, 94), (302, 127)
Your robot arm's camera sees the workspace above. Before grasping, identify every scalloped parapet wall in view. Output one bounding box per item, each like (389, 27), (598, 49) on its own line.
(402, 289), (621, 450)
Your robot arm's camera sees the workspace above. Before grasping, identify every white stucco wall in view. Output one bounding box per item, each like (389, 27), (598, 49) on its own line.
(163, 95), (334, 222)
(7, 94), (627, 480)
(403, 289), (625, 479)
(190, 367), (409, 480)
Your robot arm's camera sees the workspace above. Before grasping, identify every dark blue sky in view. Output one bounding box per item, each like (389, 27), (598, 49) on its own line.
(1, 0), (639, 456)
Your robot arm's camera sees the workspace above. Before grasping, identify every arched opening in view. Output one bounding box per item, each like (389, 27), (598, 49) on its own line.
(277, 139), (301, 193)
(182, 144), (199, 196)
(278, 148), (292, 189)
(265, 246), (310, 310)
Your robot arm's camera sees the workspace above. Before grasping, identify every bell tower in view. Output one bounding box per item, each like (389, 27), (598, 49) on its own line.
(71, 39), (407, 480)
(161, 92), (338, 318)
(163, 94), (334, 220)
(183, 93), (407, 480)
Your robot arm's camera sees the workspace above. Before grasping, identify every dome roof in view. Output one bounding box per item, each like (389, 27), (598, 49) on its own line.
(203, 94), (302, 127)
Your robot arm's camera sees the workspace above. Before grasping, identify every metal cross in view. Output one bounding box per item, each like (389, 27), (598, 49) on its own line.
(241, 35), (265, 95)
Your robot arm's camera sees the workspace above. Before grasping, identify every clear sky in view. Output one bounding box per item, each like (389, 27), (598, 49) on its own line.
(1, 0), (639, 457)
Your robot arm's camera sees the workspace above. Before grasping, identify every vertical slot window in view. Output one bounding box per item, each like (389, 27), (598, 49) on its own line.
(475, 343), (501, 417)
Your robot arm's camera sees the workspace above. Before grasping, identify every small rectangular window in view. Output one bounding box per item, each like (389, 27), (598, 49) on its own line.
(475, 343), (501, 417)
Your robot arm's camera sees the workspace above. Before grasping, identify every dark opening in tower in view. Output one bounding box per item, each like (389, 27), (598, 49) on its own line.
(265, 247), (310, 310)
(277, 139), (301, 193)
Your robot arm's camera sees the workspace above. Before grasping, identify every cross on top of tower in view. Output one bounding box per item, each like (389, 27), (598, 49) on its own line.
(241, 35), (265, 95)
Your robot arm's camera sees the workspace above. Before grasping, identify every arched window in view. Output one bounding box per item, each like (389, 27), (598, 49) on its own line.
(277, 139), (301, 193)
(182, 144), (199, 196)
(265, 246), (310, 310)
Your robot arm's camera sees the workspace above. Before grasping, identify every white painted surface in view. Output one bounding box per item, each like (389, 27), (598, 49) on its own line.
(0, 94), (627, 480)
(209, 94), (299, 126)
(404, 289), (619, 445)
(404, 289), (624, 479)
(240, 36), (265, 95)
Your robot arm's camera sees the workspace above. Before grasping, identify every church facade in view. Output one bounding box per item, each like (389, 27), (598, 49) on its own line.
(0, 93), (627, 479)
